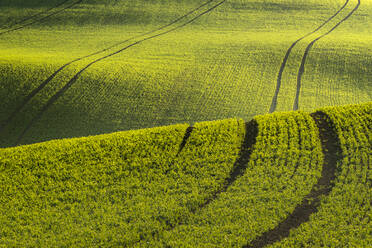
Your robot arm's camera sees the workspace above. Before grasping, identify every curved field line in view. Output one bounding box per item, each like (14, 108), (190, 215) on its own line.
(293, 0), (361, 111)
(14, 0), (227, 145)
(0, 0), (71, 30)
(289, 116), (304, 179)
(215, 65), (240, 117)
(177, 126), (194, 155)
(151, 120), (258, 237)
(269, 0), (349, 113)
(0, 0), (217, 135)
(245, 111), (342, 248)
(198, 64), (232, 117)
(164, 126), (195, 175)
(196, 120), (258, 211)
(0, 0), (83, 36)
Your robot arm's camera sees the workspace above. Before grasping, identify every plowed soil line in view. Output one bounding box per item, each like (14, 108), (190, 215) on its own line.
(293, 0), (361, 111)
(269, 0), (349, 113)
(245, 111), (342, 248)
(15, 0), (226, 145)
(0, 0), (83, 36)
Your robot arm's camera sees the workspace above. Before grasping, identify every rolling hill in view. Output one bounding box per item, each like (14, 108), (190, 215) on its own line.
(0, 0), (371, 147)
(0, 102), (371, 246)
(0, 0), (371, 247)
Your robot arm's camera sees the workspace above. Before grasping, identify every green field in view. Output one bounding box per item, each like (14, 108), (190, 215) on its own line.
(0, 0), (371, 247)
(1, 102), (371, 246)
(0, 0), (370, 147)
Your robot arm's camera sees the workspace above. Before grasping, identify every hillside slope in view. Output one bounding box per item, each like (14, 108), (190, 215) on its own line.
(0, 0), (371, 147)
(0, 102), (370, 247)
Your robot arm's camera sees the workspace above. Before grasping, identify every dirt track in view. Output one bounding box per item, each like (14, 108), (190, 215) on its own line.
(245, 111), (342, 248)
(269, 0), (349, 113)
(293, 0), (361, 110)
(197, 120), (258, 211)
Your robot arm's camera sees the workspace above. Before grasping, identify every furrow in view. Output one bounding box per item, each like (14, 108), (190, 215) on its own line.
(245, 111), (342, 248)
(269, 0), (349, 113)
(0, 0), (71, 30)
(0, 0), (83, 36)
(293, 0), (361, 111)
(0, 0), (217, 136)
(14, 0), (227, 145)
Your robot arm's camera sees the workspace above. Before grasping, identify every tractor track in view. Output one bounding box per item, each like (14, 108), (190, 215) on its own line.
(0, 0), (83, 36)
(177, 126), (194, 155)
(14, 0), (227, 145)
(245, 111), (342, 248)
(144, 119), (258, 245)
(293, 0), (361, 111)
(0, 0), (217, 135)
(196, 120), (258, 211)
(0, 0), (71, 30)
(269, 0), (349, 113)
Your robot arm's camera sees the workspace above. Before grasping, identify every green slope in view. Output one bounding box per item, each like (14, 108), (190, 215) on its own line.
(151, 111), (323, 247)
(0, 0), (371, 147)
(270, 103), (372, 247)
(0, 102), (370, 247)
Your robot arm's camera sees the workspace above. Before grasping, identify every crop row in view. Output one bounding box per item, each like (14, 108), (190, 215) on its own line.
(0, 0), (227, 148)
(270, 102), (371, 247)
(1, 103), (370, 246)
(147, 111), (323, 247)
(0, 119), (244, 247)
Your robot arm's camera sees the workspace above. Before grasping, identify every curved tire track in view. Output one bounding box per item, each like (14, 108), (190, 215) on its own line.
(177, 126), (194, 155)
(293, 0), (360, 111)
(0, 0), (216, 135)
(156, 120), (258, 239)
(269, 0), (349, 113)
(245, 111), (342, 248)
(0, 0), (83, 36)
(195, 120), (258, 212)
(14, 0), (227, 145)
(0, 0), (71, 30)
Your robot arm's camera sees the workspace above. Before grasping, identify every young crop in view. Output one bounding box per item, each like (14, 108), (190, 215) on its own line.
(0, 119), (245, 246)
(0, 124), (189, 246)
(269, 102), (372, 247)
(150, 111), (323, 247)
(1, 0), (370, 147)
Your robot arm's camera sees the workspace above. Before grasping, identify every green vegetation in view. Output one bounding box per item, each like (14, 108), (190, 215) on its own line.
(0, 102), (371, 246)
(0, 0), (371, 147)
(270, 102), (372, 247)
(0, 119), (245, 246)
(0, 0), (371, 246)
(149, 111), (323, 247)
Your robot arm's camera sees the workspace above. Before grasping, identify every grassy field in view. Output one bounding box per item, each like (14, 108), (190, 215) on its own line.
(0, 0), (370, 147)
(271, 103), (372, 247)
(0, 0), (371, 246)
(0, 102), (370, 246)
